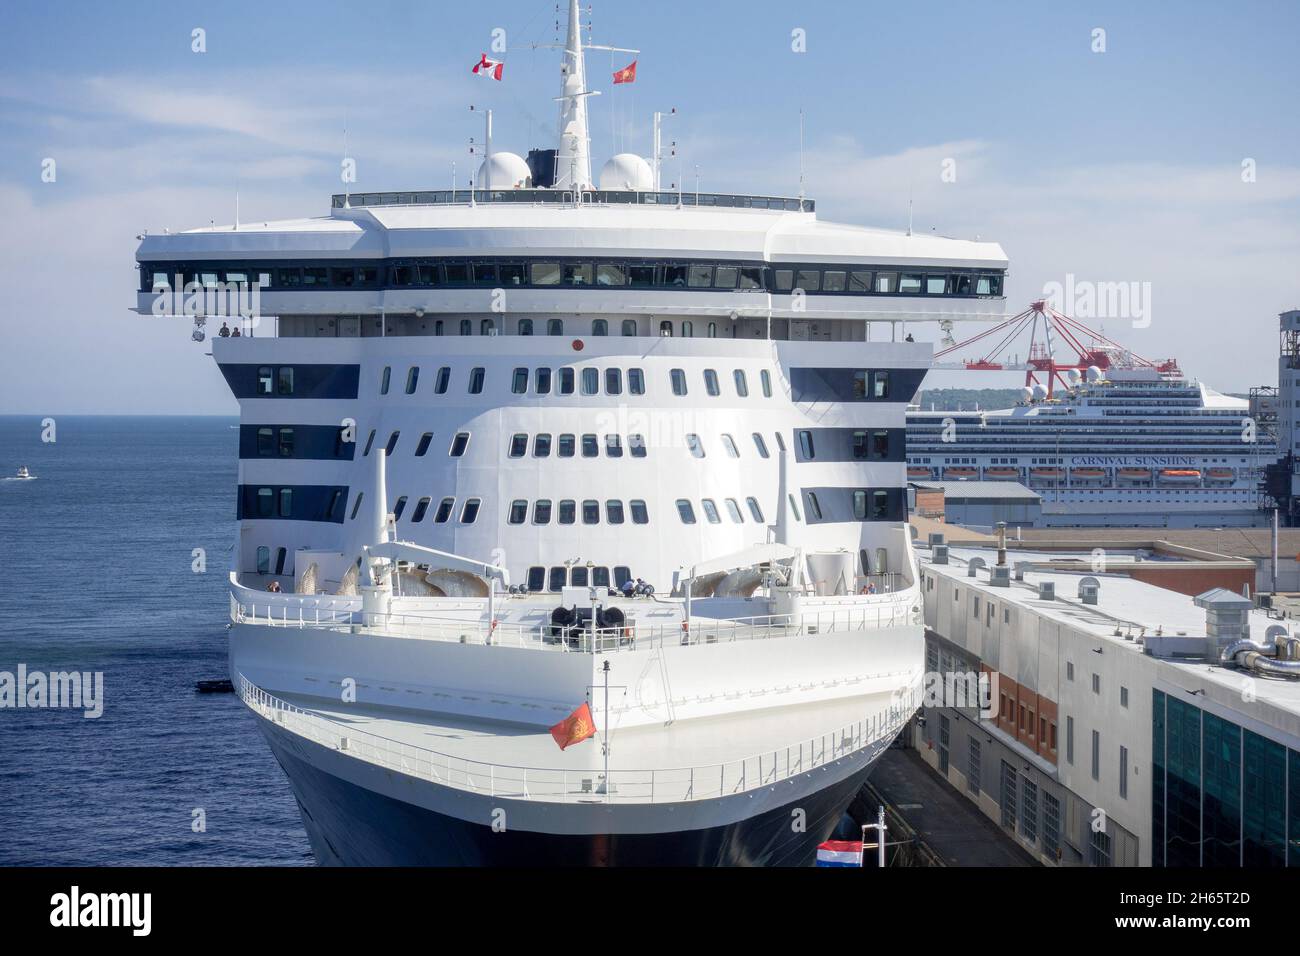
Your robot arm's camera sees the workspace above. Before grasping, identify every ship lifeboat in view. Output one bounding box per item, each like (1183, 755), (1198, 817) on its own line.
(1029, 468), (1064, 482)
(1205, 468), (1235, 482)
(1158, 468), (1202, 484)
(1117, 468), (1152, 482)
(943, 467), (978, 480)
(1070, 468), (1107, 482)
(908, 466), (934, 479)
(983, 467), (1021, 479)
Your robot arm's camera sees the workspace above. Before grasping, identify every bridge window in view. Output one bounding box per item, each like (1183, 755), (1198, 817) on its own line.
(393, 496), (408, 520)
(562, 264), (592, 286)
(405, 367), (419, 394)
(676, 499), (697, 524)
(682, 321), (694, 337)
(430, 497), (453, 523)
(256, 427), (274, 456)
(527, 567), (546, 591)
(460, 498), (481, 523)
(548, 567), (566, 591)
(628, 368), (645, 394)
(739, 266), (763, 289)
(725, 499), (744, 523)
(753, 433), (770, 458)
(664, 265), (687, 287)
(796, 269), (820, 291)
(670, 369), (687, 395)
(409, 497), (430, 522)
(925, 275), (947, 294)
(849, 270), (872, 292)
(605, 435), (623, 458)
(435, 319), (444, 335)
(472, 263), (497, 285)
(468, 367), (486, 393)
(434, 367), (450, 393)
(899, 273), (923, 294)
(606, 368), (622, 395)
(559, 368), (575, 394)
(519, 318), (534, 336)
(606, 500), (625, 524)
(547, 318), (565, 336)
(873, 371), (890, 399)
(445, 263), (469, 284)
(581, 434), (599, 457)
(788, 493), (802, 522)
(256, 487), (275, 518)
(591, 318), (608, 336)
(362, 429), (376, 456)
(558, 434), (575, 457)
(571, 565), (588, 587)
(621, 319), (637, 336)
(823, 270), (846, 292)
(277, 367), (294, 395)
(481, 319), (496, 336)
(630, 500), (649, 524)
(535, 367), (552, 394)
(628, 265), (655, 286)
(760, 370), (772, 397)
(533, 500), (552, 525)
(380, 366), (392, 395)
(508, 434), (527, 458)
(871, 490), (889, 519)
(721, 434), (740, 458)
(449, 432), (470, 457)
(798, 430), (815, 459)
(701, 499), (721, 524)
(582, 500), (600, 524)
(459, 319), (472, 336)
(629, 434), (647, 458)
(688, 264), (713, 287)
(660, 320), (674, 337)
(704, 369), (720, 396)
(385, 430), (400, 455)
(592, 567), (610, 588)
(714, 266), (737, 288)
(853, 490), (868, 520)
(531, 262), (560, 285)
(348, 491), (364, 521)
(686, 434), (705, 458)
(257, 367), (275, 395)
(707, 322), (717, 338)
(976, 275), (1002, 295)
(875, 272), (897, 293)
(508, 500), (528, 524)
(581, 368), (598, 395)
(598, 264), (627, 287)
(558, 500), (576, 524)
(746, 497), (765, 522)
(534, 433), (552, 457)
(512, 368), (529, 394)
(734, 370), (748, 397)
(774, 269), (793, 291)
(256, 547), (270, 574)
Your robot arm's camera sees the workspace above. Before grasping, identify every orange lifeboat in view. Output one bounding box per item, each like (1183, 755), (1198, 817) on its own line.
(1071, 468), (1106, 481)
(1029, 468), (1064, 481)
(1206, 468), (1235, 482)
(1117, 468), (1152, 482)
(943, 467), (978, 480)
(1159, 468), (1202, 483)
(984, 467), (1021, 479)
(908, 466), (934, 479)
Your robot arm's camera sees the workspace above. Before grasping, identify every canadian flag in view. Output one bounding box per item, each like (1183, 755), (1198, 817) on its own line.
(472, 53), (504, 80)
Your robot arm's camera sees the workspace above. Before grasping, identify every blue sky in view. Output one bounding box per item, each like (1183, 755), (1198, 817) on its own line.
(1, 0), (1297, 413)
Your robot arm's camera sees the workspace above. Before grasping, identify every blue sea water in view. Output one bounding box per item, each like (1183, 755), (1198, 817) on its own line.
(0, 416), (312, 865)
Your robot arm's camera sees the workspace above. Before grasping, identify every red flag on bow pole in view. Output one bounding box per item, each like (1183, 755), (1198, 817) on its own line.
(612, 60), (637, 84)
(549, 702), (597, 750)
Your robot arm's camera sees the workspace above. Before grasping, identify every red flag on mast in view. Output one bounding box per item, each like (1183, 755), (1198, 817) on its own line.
(549, 702), (597, 750)
(612, 60), (637, 84)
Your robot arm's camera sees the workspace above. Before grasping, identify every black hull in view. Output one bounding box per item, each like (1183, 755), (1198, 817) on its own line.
(270, 735), (875, 866)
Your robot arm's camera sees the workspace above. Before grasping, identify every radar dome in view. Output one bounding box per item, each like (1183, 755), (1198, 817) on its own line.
(1030, 383), (1049, 401)
(476, 152), (532, 189)
(598, 153), (653, 191)
(1065, 368), (1082, 385)
(1020, 387), (1034, 404)
(1086, 365), (1103, 382)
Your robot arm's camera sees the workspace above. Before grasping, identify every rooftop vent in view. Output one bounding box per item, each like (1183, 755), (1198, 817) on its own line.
(1079, 576), (1100, 606)
(990, 565), (1010, 588)
(967, 557), (987, 578)
(1038, 581), (1056, 601)
(1014, 561), (1032, 582)
(928, 532), (946, 548)
(1194, 587), (1254, 652)
(932, 545), (949, 565)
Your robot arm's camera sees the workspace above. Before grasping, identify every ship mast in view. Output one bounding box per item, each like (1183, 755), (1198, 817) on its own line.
(553, 0), (594, 191)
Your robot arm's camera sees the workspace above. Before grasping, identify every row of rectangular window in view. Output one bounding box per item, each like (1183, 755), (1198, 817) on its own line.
(507, 499), (649, 526)
(526, 565), (634, 593)
(144, 259), (1005, 298)
(509, 433), (647, 459)
(352, 492), (481, 525)
(377, 363), (775, 399)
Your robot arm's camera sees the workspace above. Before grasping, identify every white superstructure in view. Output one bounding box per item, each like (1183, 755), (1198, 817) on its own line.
(134, 1), (1009, 865)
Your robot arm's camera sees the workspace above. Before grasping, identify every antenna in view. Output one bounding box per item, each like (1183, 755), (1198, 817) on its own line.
(234, 185), (240, 231)
(798, 107), (805, 202)
(907, 181), (914, 236)
(652, 108), (676, 192)
(342, 112), (350, 208)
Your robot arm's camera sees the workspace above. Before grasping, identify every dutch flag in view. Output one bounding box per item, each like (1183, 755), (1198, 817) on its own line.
(815, 839), (863, 867)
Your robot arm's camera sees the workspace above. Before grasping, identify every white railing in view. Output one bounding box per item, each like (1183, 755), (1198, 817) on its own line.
(238, 672), (920, 805)
(229, 591), (921, 654)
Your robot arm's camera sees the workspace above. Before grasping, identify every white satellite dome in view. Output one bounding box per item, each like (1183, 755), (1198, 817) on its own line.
(1030, 383), (1049, 401)
(1065, 368), (1082, 385)
(598, 153), (653, 191)
(1086, 365), (1103, 382)
(476, 152), (531, 189)
(1020, 387), (1034, 404)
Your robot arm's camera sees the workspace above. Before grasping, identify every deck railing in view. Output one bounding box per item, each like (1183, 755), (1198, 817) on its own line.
(237, 672), (919, 804)
(229, 591), (921, 653)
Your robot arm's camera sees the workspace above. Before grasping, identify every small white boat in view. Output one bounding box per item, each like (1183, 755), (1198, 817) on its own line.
(14, 466), (32, 480)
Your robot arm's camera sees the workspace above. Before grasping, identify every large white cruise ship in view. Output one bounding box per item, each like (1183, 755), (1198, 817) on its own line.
(133, 2), (1007, 865)
(907, 348), (1274, 528)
